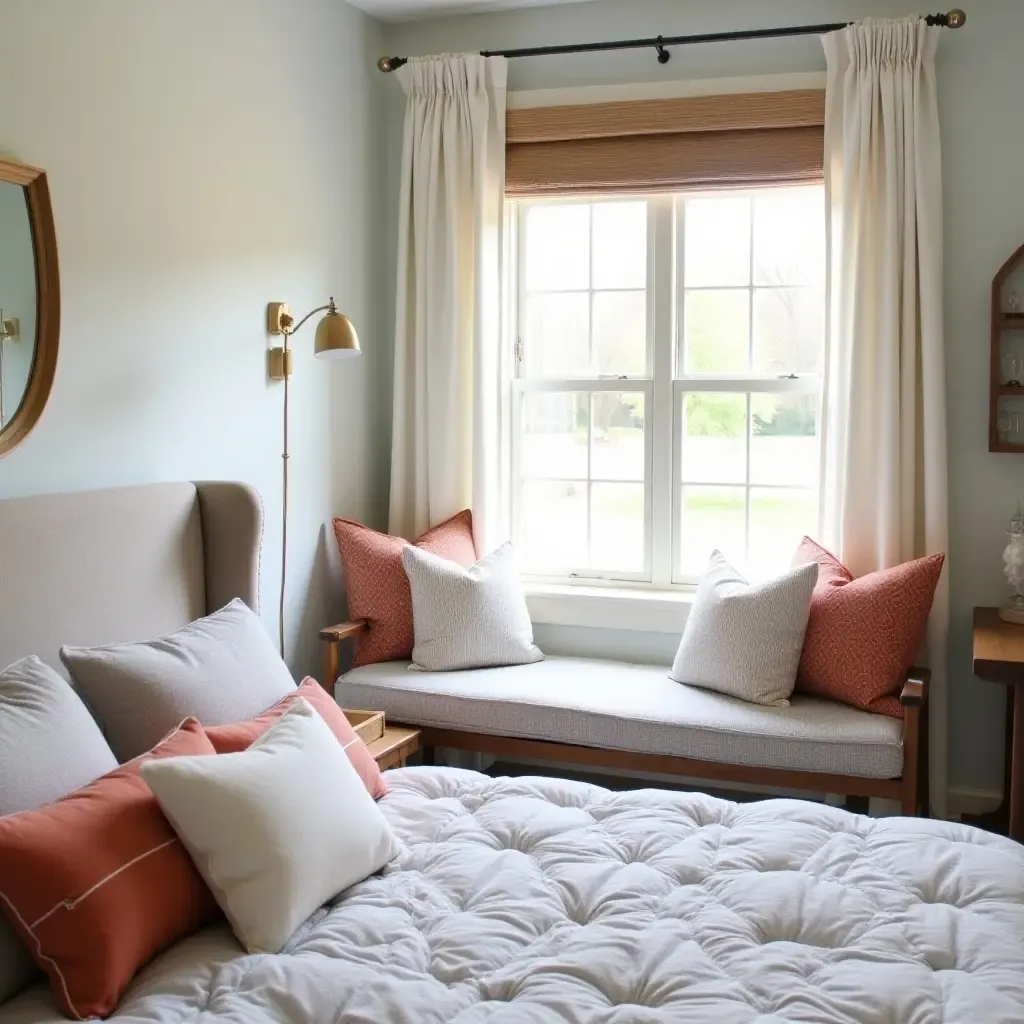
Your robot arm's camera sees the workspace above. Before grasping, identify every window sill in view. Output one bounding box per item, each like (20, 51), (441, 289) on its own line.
(523, 583), (695, 634)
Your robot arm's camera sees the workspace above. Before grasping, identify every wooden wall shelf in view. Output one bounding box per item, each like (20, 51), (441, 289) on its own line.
(990, 243), (1024, 452)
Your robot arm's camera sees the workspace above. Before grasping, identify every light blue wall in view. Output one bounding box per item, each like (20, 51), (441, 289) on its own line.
(0, 0), (391, 681)
(381, 0), (1024, 794)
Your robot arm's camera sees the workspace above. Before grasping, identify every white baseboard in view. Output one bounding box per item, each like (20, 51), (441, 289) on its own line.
(947, 786), (1002, 820)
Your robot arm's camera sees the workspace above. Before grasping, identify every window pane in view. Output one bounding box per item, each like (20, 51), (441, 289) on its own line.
(591, 392), (644, 481)
(747, 488), (817, 580)
(684, 196), (751, 287)
(679, 486), (745, 578)
(594, 291), (646, 375)
(591, 483), (645, 573)
(753, 187), (825, 287)
(593, 202), (647, 289)
(750, 395), (819, 488)
(525, 204), (590, 291)
(521, 480), (587, 572)
(684, 290), (750, 374)
(522, 392), (588, 480)
(752, 287), (824, 374)
(681, 393), (746, 484)
(524, 293), (589, 376)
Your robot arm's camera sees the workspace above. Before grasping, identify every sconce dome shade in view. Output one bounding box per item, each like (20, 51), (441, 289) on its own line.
(314, 309), (360, 360)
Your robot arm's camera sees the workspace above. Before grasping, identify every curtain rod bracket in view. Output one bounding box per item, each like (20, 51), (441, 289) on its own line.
(655, 36), (671, 65)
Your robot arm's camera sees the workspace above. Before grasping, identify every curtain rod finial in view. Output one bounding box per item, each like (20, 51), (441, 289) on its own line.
(378, 55), (408, 72)
(947, 9), (966, 28)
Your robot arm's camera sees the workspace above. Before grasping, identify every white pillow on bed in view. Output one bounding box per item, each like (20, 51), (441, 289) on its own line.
(142, 698), (398, 955)
(402, 542), (543, 671)
(61, 598), (296, 761)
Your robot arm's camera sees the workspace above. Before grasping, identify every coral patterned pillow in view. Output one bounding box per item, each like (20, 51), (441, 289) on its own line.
(333, 511), (477, 667)
(792, 537), (945, 717)
(0, 720), (219, 1020)
(204, 677), (388, 799)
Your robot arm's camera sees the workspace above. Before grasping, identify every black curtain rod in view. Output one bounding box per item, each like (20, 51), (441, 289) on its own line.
(377, 9), (965, 72)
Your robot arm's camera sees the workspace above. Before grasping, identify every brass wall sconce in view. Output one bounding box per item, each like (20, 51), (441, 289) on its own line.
(266, 297), (361, 659)
(266, 297), (359, 380)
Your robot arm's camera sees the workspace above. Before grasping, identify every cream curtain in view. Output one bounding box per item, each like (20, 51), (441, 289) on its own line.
(821, 19), (950, 816)
(388, 54), (508, 553)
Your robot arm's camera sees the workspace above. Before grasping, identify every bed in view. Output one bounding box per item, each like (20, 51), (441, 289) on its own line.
(1, 483), (1022, 1023)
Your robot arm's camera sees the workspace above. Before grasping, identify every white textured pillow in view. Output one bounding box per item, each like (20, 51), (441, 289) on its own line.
(402, 542), (543, 672)
(61, 598), (296, 761)
(670, 550), (818, 706)
(141, 698), (398, 954)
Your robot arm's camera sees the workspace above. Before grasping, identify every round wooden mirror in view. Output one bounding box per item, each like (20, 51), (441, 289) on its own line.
(0, 158), (59, 457)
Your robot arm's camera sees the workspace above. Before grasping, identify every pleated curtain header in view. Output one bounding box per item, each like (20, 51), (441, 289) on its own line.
(505, 89), (825, 197)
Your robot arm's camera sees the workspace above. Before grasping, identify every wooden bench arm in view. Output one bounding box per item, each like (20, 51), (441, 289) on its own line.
(899, 667), (931, 708)
(320, 621), (367, 691)
(319, 621), (367, 643)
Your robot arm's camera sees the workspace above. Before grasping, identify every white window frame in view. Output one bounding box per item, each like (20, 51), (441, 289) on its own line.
(509, 188), (824, 591)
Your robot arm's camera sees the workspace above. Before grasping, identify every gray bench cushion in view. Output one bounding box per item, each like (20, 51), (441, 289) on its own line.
(339, 656), (904, 780)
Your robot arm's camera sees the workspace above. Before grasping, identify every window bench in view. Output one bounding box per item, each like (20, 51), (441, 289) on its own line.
(322, 622), (929, 815)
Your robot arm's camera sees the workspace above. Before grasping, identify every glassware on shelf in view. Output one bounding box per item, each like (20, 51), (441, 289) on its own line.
(1000, 501), (1024, 624)
(999, 409), (1021, 444)
(1005, 352), (1023, 387)
(1009, 290), (1023, 316)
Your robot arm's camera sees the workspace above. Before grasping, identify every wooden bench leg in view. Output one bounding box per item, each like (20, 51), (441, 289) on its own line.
(918, 700), (931, 817)
(322, 639), (339, 695)
(901, 703), (922, 816)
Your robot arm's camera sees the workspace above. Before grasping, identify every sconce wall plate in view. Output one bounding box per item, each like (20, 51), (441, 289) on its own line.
(267, 302), (291, 380)
(267, 302), (289, 337)
(268, 347), (293, 381)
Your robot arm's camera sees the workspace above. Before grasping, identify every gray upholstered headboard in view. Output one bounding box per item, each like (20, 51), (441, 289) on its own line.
(0, 481), (262, 673)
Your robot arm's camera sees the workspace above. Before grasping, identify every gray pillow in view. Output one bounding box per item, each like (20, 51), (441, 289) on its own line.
(60, 598), (296, 762)
(670, 550), (818, 707)
(0, 656), (118, 1003)
(403, 542), (543, 672)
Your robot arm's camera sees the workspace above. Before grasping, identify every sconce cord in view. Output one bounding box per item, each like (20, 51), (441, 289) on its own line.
(275, 297), (337, 660)
(280, 328), (291, 660)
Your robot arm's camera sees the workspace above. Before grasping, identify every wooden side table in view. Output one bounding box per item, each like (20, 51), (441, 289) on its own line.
(972, 607), (1024, 841)
(366, 726), (420, 771)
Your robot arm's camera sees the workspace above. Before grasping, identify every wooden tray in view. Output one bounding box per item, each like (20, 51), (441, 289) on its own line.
(341, 708), (385, 744)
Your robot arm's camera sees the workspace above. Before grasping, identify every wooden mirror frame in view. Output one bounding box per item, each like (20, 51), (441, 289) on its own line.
(0, 158), (59, 457)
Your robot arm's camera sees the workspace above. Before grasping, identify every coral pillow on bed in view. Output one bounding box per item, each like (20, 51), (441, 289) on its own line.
(332, 510), (477, 666)
(792, 537), (945, 717)
(0, 719), (219, 1020)
(205, 677), (388, 799)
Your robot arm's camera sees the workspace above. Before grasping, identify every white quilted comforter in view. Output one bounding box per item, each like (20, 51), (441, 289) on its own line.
(3, 768), (1024, 1023)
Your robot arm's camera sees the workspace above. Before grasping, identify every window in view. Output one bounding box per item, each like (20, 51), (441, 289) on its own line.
(510, 185), (825, 587)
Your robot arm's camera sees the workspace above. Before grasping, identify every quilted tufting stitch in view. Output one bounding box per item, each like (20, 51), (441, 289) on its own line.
(2, 769), (1023, 1023)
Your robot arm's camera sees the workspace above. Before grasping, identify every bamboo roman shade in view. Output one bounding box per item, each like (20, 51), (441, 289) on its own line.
(505, 89), (825, 197)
